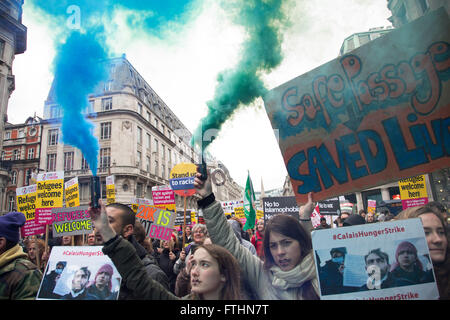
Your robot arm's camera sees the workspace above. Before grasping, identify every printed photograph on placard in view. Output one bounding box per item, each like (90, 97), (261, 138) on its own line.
(36, 246), (121, 300)
(312, 219), (439, 300)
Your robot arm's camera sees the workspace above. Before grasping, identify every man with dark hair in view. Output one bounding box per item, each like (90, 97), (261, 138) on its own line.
(93, 202), (169, 299)
(0, 212), (42, 299)
(315, 217), (331, 230)
(62, 266), (96, 300)
(360, 248), (396, 291)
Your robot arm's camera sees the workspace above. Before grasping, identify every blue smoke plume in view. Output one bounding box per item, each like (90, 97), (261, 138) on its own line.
(53, 31), (108, 176)
(29, 0), (198, 176)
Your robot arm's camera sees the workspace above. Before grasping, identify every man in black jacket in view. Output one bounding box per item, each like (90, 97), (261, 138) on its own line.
(94, 202), (169, 298)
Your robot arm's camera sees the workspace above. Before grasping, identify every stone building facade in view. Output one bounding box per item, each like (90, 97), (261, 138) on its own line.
(0, 0), (26, 214)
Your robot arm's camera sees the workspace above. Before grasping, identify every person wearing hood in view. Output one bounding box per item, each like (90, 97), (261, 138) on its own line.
(86, 263), (117, 300)
(93, 202), (170, 298)
(390, 241), (434, 287)
(193, 169), (320, 300)
(0, 212), (43, 299)
(228, 218), (256, 256)
(38, 261), (66, 299)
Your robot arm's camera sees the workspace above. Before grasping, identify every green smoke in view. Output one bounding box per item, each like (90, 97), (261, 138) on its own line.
(191, 0), (290, 151)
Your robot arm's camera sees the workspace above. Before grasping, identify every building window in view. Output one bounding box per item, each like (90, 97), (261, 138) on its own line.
(100, 122), (112, 140)
(48, 129), (59, 146)
(161, 125), (165, 135)
(101, 97), (113, 111)
(146, 111), (151, 122)
(4, 131), (11, 140)
(80, 182), (89, 200)
(47, 153), (57, 171)
(25, 169), (32, 185)
(81, 155), (89, 170)
(137, 127), (142, 145)
(155, 118), (159, 129)
(11, 171), (17, 185)
(138, 103), (143, 115)
(64, 152), (74, 171)
(8, 195), (15, 211)
(104, 80), (113, 92)
(13, 149), (20, 160)
(100, 148), (111, 168)
(154, 159), (159, 176)
(162, 144), (165, 159)
(146, 133), (151, 149)
(154, 138), (159, 153)
(137, 151), (141, 168)
(27, 148), (35, 160)
(162, 164), (166, 179)
(88, 100), (95, 113)
(50, 105), (61, 119)
(146, 156), (150, 172)
(136, 183), (143, 198)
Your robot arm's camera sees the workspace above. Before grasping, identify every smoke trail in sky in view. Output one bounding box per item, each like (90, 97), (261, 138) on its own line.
(191, 0), (290, 152)
(52, 31), (108, 176)
(29, 0), (197, 175)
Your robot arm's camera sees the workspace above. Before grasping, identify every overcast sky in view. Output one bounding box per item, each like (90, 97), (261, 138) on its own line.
(8, 0), (393, 194)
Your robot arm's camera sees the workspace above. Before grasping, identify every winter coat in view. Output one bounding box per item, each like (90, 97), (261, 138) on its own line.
(228, 219), (257, 256)
(251, 230), (264, 258)
(102, 235), (192, 300)
(118, 235), (170, 299)
(0, 244), (42, 299)
(202, 200), (320, 300)
(155, 248), (180, 293)
(390, 264), (434, 287)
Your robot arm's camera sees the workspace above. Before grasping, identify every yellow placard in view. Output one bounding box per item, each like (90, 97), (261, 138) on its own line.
(65, 177), (80, 207)
(234, 206), (245, 219)
(398, 175), (428, 200)
(256, 210), (264, 220)
(106, 175), (116, 205)
(16, 185), (37, 221)
(37, 171), (64, 208)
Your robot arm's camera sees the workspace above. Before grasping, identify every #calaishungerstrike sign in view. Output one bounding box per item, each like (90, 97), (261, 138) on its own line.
(263, 9), (450, 203)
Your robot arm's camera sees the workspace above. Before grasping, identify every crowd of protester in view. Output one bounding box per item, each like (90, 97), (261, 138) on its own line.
(0, 168), (448, 300)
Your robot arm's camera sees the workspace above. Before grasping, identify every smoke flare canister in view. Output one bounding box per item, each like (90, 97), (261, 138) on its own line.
(90, 176), (101, 208)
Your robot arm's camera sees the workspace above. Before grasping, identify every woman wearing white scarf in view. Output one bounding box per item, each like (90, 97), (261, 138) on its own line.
(195, 171), (320, 300)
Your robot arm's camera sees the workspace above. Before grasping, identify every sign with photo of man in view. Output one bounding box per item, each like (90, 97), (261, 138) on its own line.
(36, 246), (121, 300)
(312, 218), (439, 300)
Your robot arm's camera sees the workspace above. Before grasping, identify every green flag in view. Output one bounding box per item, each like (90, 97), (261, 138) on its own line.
(243, 171), (256, 231)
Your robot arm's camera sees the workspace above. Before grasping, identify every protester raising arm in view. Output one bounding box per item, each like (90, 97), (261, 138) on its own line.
(89, 200), (178, 300)
(194, 169), (319, 300)
(90, 200), (242, 300)
(299, 192), (315, 234)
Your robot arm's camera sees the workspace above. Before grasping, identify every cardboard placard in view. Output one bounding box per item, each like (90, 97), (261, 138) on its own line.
(312, 218), (439, 300)
(263, 9), (450, 203)
(64, 177), (80, 207)
(51, 206), (93, 237)
(36, 246), (121, 300)
(169, 163), (197, 197)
